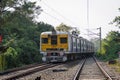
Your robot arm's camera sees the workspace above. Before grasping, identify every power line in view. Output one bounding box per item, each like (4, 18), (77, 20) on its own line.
(39, 0), (93, 38)
(41, 0), (79, 27)
(42, 11), (62, 23)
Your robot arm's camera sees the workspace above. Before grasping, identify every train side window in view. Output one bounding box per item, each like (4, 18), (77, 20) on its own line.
(42, 38), (48, 44)
(60, 38), (67, 43)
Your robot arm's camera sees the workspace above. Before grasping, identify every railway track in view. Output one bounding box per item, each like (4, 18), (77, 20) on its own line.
(0, 57), (114, 80)
(73, 56), (113, 80)
(0, 63), (46, 75)
(0, 63), (59, 80)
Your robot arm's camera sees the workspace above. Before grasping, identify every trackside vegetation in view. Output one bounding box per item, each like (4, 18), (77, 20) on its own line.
(0, 0), (54, 70)
(96, 8), (120, 61)
(97, 31), (120, 61)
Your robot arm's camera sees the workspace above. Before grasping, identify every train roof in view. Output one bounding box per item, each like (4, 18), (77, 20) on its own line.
(41, 31), (70, 35)
(41, 31), (94, 44)
(41, 31), (87, 39)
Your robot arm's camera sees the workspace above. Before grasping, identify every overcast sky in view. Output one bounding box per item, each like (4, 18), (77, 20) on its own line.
(34, 0), (120, 39)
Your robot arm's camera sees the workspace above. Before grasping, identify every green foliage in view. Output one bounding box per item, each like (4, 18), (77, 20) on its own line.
(1, 20), (53, 70)
(56, 23), (80, 35)
(0, 54), (6, 71)
(4, 47), (18, 69)
(0, 0), (54, 70)
(0, 0), (42, 28)
(112, 8), (120, 28)
(97, 31), (120, 61)
(56, 23), (73, 32)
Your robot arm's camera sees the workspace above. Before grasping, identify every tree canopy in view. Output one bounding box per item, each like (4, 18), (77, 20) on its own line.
(56, 23), (80, 35)
(97, 31), (120, 61)
(56, 23), (72, 32)
(0, 0), (54, 70)
(112, 8), (120, 28)
(0, 0), (42, 28)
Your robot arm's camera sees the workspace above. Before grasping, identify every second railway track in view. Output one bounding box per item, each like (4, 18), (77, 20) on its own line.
(73, 56), (112, 80)
(0, 63), (59, 80)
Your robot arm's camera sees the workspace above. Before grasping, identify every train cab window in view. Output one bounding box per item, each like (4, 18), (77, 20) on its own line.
(42, 38), (48, 44)
(60, 38), (67, 43)
(51, 35), (57, 45)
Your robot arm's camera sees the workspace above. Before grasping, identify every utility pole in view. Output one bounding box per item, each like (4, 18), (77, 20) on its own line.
(97, 27), (102, 54)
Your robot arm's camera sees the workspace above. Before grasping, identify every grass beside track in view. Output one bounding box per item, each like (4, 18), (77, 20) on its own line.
(109, 59), (120, 72)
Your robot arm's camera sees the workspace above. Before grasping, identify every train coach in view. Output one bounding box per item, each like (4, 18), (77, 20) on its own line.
(40, 30), (94, 62)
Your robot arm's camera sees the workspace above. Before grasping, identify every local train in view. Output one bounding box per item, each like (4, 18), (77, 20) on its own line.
(40, 30), (94, 62)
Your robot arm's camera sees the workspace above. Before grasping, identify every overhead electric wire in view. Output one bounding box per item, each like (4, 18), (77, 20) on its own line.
(42, 11), (62, 23)
(41, 0), (80, 27)
(39, 0), (100, 40)
(42, 10), (88, 37)
(39, 0), (92, 38)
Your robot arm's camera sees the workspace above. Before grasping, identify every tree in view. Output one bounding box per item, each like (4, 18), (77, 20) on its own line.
(0, 0), (42, 28)
(0, 0), (43, 70)
(56, 23), (80, 35)
(98, 31), (120, 60)
(112, 8), (120, 28)
(56, 23), (73, 32)
(4, 47), (18, 69)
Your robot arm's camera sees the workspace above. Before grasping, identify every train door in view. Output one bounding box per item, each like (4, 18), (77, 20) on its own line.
(80, 38), (81, 53)
(81, 39), (83, 53)
(77, 38), (80, 52)
(73, 37), (76, 52)
(70, 36), (73, 52)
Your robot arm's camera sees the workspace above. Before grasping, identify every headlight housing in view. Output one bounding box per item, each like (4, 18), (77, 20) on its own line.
(63, 56), (67, 61)
(43, 52), (47, 56)
(60, 52), (64, 56)
(42, 57), (46, 62)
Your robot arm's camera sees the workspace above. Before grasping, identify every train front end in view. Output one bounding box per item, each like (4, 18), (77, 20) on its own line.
(40, 31), (68, 62)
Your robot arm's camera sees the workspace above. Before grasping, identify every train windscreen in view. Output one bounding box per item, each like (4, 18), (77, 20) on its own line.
(42, 38), (48, 44)
(51, 35), (57, 45)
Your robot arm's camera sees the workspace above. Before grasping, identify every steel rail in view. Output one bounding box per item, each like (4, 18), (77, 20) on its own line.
(3, 64), (58, 80)
(0, 63), (46, 75)
(72, 58), (86, 80)
(93, 56), (113, 80)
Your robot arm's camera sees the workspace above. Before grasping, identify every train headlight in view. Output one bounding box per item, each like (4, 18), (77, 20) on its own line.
(42, 57), (46, 62)
(64, 49), (66, 51)
(43, 52), (47, 56)
(60, 52), (64, 56)
(63, 56), (67, 61)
